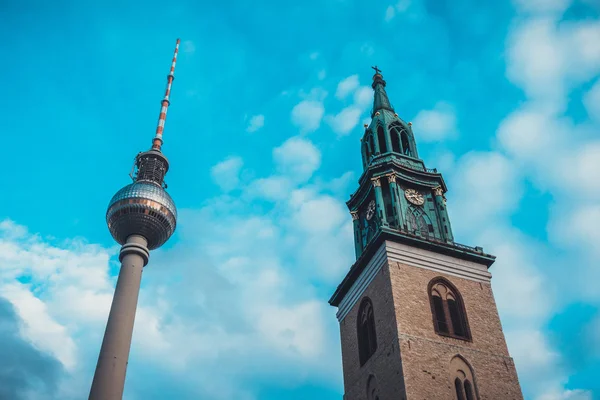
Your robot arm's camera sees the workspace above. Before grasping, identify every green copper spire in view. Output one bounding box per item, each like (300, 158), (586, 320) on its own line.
(371, 66), (394, 117)
(330, 67), (496, 310)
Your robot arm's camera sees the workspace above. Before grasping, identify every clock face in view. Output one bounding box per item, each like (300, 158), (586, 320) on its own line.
(365, 200), (376, 220)
(405, 189), (425, 206)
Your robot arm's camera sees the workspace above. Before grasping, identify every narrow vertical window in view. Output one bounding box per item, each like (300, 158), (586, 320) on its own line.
(366, 375), (380, 400)
(464, 380), (475, 400)
(391, 128), (401, 153)
(363, 142), (370, 164)
(448, 298), (465, 337)
(401, 131), (411, 156)
(377, 126), (387, 153)
(432, 295), (449, 333)
(381, 180), (394, 226)
(357, 298), (377, 366)
(455, 378), (466, 400)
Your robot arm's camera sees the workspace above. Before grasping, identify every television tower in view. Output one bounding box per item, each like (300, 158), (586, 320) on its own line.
(89, 39), (180, 400)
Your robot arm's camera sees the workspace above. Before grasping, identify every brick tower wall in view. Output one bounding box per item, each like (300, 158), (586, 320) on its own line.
(338, 259), (407, 400)
(390, 260), (522, 400)
(335, 240), (523, 400)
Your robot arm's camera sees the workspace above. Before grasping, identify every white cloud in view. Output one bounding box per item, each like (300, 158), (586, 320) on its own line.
(549, 204), (600, 268)
(0, 220), (128, 395)
(506, 19), (566, 107)
(309, 52), (319, 60)
(326, 79), (372, 136)
(497, 106), (600, 199)
(411, 102), (457, 142)
(317, 69), (327, 80)
(257, 301), (325, 358)
(0, 219), (26, 239)
(246, 114), (264, 133)
(537, 389), (593, 400)
(0, 148), (348, 396)
(433, 150), (456, 173)
(360, 43), (375, 57)
(325, 106), (363, 136)
(385, 5), (396, 22)
(182, 40), (196, 54)
(446, 155), (574, 399)
(291, 100), (325, 133)
(273, 136), (321, 183)
(512, 0), (572, 15)
(496, 107), (565, 161)
(478, 228), (552, 322)
(507, 329), (559, 375)
(328, 171), (355, 195)
(447, 7), (600, 398)
(2, 283), (77, 370)
(299, 87), (328, 102)
(210, 156), (244, 192)
(385, 0), (411, 21)
(506, 18), (600, 110)
(335, 75), (360, 100)
(562, 141), (600, 197)
(245, 176), (294, 201)
(284, 188), (354, 281)
(289, 194), (347, 234)
(353, 86), (372, 109)
(583, 78), (600, 122)
(244, 137), (323, 201)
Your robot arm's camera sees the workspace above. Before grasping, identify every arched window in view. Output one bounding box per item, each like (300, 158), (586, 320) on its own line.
(363, 142), (370, 164)
(357, 297), (377, 366)
(406, 206), (434, 238)
(377, 125), (388, 154)
(366, 375), (380, 400)
(428, 278), (471, 340)
(388, 122), (416, 157)
(450, 355), (479, 400)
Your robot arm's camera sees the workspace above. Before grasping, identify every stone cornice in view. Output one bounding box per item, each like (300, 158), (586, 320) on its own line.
(329, 230), (495, 314)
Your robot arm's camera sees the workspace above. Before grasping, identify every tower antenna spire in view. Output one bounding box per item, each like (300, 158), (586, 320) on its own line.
(152, 38), (181, 151)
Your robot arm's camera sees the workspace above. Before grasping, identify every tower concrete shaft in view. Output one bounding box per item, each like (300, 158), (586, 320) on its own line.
(89, 235), (149, 400)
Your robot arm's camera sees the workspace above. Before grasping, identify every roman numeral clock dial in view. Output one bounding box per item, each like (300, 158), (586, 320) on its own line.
(405, 189), (425, 206)
(365, 200), (376, 220)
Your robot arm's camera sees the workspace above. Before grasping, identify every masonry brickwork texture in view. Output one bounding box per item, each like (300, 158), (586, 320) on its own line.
(339, 256), (523, 400)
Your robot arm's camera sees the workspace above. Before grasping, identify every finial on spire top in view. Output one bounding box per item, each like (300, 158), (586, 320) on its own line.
(370, 65), (394, 116)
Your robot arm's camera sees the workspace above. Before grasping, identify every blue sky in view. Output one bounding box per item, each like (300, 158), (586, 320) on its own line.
(1, 0), (600, 399)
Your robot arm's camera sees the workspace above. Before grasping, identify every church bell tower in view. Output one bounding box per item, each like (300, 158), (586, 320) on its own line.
(329, 68), (523, 400)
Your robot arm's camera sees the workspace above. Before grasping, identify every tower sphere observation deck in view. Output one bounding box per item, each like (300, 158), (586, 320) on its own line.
(106, 147), (177, 250)
(106, 180), (177, 250)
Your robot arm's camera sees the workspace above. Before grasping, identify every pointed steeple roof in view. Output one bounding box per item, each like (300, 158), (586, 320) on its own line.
(371, 66), (394, 117)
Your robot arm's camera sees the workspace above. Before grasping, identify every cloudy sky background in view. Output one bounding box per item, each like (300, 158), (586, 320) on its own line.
(1, 0), (600, 398)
